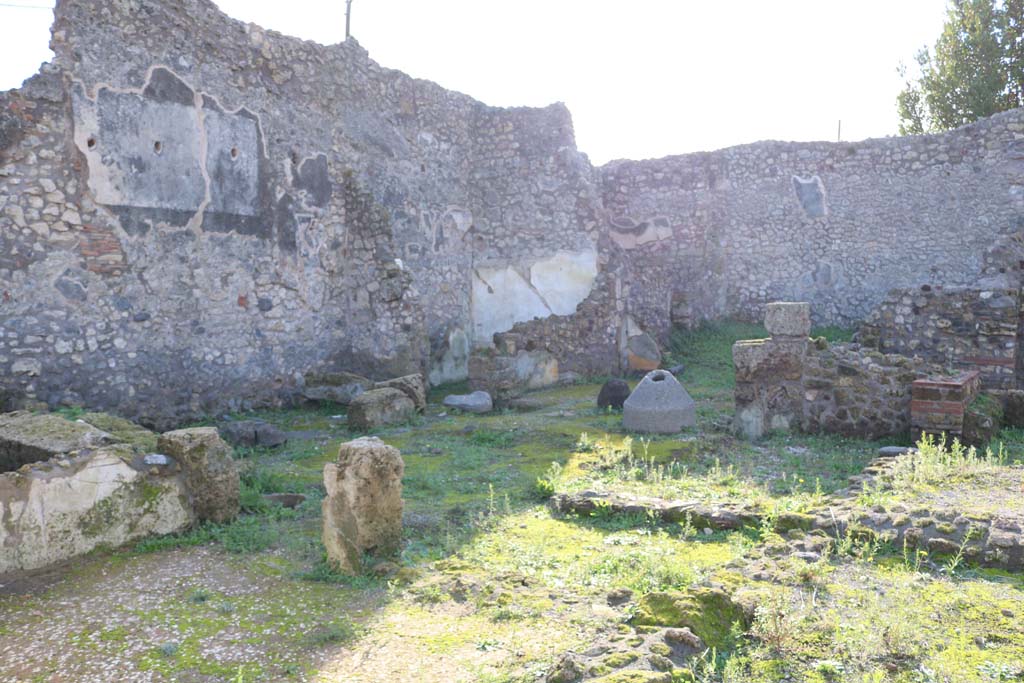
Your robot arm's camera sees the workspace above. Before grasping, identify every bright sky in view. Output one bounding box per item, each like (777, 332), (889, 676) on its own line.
(0, 0), (949, 164)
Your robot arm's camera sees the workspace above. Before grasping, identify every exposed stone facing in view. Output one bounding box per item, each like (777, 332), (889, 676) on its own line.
(4, 0), (1024, 425)
(802, 344), (937, 439)
(601, 112), (1024, 334)
(857, 286), (1021, 389)
(733, 337), (807, 440)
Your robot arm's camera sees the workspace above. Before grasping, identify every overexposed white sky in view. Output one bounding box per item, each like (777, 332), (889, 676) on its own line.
(0, 0), (948, 164)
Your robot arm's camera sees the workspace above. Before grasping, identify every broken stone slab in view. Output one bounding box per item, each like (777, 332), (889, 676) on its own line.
(156, 427), (240, 523)
(218, 419), (288, 448)
(322, 437), (404, 574)
(374, 373), (427, 412)
(623, 370), (696, 433)
(0, 444), (192, 574)
(442, 391), (493, 414)
(764, 301), (811, 338)
(507, 397), (545, 412)
(597, 378), (631, 410)
(347, 388), (416, 430)
(0, 411), (112, 472)
(301, 371), (373, 405)
(625, 332), (662, 372)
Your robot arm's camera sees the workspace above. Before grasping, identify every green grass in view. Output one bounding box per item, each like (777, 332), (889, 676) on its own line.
(8, 319), (1024, 683)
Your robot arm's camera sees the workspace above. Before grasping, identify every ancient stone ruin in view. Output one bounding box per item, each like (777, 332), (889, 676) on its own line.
(733, 301), (1024, 443)
(4, 0), (1024, 428)
(4, 1), (1024, 680)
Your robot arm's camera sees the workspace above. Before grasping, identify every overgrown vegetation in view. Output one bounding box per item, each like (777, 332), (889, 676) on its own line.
(3, 321), (1023, 683)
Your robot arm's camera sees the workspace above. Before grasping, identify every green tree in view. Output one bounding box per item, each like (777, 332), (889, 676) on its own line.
(898, 0), (1024, 134)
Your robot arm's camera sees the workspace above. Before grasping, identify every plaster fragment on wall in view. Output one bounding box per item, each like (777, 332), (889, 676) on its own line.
(470, 248), (598, 346)
(609, 216), (674, 249)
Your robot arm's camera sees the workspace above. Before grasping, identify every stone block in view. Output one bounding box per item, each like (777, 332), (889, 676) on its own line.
(322, 437), (404, 574)
(374, 373), (427, 413)
(347, 388), (416, 430)
(443, 391), (493, 414)
(0, 445), (192, 574)
(626, 332), (661, 372)
(764, 302), (811, 338)
(157, 427), (240, 523)
(623, 370), (696, 434)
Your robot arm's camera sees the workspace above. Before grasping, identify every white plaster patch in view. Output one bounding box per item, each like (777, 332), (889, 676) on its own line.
(470, 247), (597, 347)
(529, 248), (598, 315)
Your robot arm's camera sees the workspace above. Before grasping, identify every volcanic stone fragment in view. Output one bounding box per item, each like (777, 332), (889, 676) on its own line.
(157, 427), (240, 523)
(322, 436), (404, 574)
(348, 388), (416, 430)
(597, 379), (631, 410)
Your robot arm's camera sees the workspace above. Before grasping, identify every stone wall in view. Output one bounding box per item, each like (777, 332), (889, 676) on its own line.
(601, 114), (1024, 337)
(856, 286), (1023, 393)
(3, 0), (1024, 425)
(734, 303), (939, 440)
(802, 344), (937, 440)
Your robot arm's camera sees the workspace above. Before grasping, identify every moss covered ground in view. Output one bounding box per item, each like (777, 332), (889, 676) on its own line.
(1, 322), (1022, 682)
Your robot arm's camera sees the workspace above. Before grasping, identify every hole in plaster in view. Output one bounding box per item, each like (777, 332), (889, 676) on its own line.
(652, 372), (667, 382)
(86, 137), (97, 150)
(420, 163), (426, 172)
(290, 150), (300, 166)
(230, 147), (239, 160)
(153, 141), (163, 155)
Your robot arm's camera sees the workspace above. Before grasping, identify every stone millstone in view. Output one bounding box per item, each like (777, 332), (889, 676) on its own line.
(347, 388), (416, 430)
(156, 427), (240, 523)
(597, 379), (631, 410)
(322, 436), (404, 574)
(623, 370), (696, 434)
